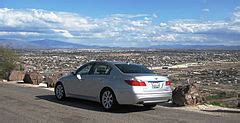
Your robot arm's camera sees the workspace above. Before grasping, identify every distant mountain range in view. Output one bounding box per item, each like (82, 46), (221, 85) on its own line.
(148, 44), (240, 50)
(0, 39), (39, 49)
(30, 39), (94, 49)
(0, 39), (103, 49)
(0, 39), (239, 50)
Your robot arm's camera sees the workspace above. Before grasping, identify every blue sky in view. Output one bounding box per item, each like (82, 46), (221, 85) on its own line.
(0, 0), (240, 46)
(1, 0), (238, 21)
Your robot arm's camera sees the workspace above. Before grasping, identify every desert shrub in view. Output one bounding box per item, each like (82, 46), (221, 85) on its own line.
(208, 101), (225, 107)
(0, 47), (18, 79)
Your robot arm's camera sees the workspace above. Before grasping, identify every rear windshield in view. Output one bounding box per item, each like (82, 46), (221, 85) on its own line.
(115, 64), (153, 74)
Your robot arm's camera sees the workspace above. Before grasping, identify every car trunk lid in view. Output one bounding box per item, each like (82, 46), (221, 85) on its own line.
(133, 75), (169, 92)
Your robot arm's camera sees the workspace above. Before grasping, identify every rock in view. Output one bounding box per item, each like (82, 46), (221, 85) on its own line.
(8, 70), (25, 82)
(172, 84), (204, 106)
(45, 76), (57, 87)
(23, 72), (43, 85)
(45, 73), (64, 87)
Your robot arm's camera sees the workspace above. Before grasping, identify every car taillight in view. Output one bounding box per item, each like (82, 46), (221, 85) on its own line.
(165, 80), (171, 86)
(125, 80), (146, 86)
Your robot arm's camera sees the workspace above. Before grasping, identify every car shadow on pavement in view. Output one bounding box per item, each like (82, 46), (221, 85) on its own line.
(36, 95), (154, 113)
(157, 102), (179, 107)
(201, 109), (240, 114)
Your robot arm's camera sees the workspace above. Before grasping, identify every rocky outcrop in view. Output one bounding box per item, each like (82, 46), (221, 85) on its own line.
(172, 84), (204, 106)
(8, 70), (25, 81)
(45, 76), (57, 87)
(23, 72), (43, 85)
(45, 73), (63, 87)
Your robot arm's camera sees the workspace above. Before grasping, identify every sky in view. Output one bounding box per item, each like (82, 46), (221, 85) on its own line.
(0, 0), (240, 47)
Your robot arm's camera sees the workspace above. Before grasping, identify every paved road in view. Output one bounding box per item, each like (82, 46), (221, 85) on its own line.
(0, 82), (239, 123)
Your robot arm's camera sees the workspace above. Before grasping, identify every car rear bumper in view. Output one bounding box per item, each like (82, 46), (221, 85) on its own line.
(135, 92), (172, 104)
(115, 90), (172, 104)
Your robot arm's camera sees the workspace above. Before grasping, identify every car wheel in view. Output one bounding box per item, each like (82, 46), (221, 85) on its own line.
(101, 89), (118, 111)
(55, 83), (66, 100)
(143, 103), (157, 108)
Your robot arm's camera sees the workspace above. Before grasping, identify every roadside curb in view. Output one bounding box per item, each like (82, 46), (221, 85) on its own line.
(0, 81), (54, 91)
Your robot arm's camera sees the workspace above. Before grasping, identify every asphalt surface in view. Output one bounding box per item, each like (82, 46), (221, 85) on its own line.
(0, 82), (239, 123)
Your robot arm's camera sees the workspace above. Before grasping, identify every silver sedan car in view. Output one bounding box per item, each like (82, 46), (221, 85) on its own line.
(55, 61), (172, 111)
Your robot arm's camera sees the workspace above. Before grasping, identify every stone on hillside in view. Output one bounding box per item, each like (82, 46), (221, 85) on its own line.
(8, 70), (25, 82)
(45, 73), (64, 87)
(172, 84), (204, 106)
(45, 76), (56, 87)
(23, 72), (43, 85)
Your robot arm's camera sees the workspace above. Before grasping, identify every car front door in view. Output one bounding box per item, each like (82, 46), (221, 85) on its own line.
(70, 63), (94, 99)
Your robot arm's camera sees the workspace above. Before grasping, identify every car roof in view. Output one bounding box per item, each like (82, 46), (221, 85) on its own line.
(88, 61), (140, 65)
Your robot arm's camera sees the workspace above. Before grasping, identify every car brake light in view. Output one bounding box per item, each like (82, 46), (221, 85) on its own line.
(165, 80), (171, 86)
(125, 80), (146, 86)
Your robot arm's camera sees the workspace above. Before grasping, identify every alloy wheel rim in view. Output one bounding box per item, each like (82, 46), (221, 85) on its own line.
(56, 85), (64, 99)
(102, 91), (113, 109)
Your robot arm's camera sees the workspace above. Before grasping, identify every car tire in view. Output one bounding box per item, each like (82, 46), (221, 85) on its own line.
(55, 83), (66, 100)
(100, 89), (118, 111)
(143, 103), (157, 108)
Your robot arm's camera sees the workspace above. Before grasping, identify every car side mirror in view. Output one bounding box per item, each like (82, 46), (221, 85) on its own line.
(76, 74), (82, 80)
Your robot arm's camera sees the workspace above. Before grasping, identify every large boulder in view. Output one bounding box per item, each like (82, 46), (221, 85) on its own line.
(8, 70), (25, 81)
(45, 76), (58, 87)
(23, 72), (43, 85)
(172, 84), (204, 106)
(45, 73), (64, 87)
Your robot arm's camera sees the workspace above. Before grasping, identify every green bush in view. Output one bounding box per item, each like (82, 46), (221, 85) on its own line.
(0, 47), (18, 79)
(206, 91), (227, 100)
(208, 101), (225, 107)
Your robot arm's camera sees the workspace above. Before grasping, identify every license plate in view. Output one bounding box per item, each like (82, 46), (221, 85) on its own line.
(152, 82), (160, 89)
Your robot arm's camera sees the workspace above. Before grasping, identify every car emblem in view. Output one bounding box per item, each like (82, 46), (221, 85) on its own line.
(155, 78), (158, 80)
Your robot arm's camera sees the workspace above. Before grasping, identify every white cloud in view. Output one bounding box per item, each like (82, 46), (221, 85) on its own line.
(152, 14), (158, 18)
(0, 7), (240, 46)
(168, 21), (228, 33)
(232, 7), (240, 23)
(202, 8), (210, 12)
(51, 29), (74, 38)
(152, 34), (177, 41)
(159, 23), (167, 27)
(0, 31), (40, 36)
(109, 14), (150, 18)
